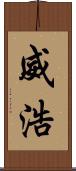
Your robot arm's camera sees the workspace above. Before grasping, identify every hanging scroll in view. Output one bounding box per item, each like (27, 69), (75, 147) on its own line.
(4, 2), (72, 171)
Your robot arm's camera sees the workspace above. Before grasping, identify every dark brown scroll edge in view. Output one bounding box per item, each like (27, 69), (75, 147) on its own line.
(4, 2), (72, 170)
(36, 0), (40, 30)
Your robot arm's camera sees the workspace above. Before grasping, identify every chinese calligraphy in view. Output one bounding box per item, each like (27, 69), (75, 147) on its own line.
(19, 44), (54, 87)
(19, 99), (54, 137)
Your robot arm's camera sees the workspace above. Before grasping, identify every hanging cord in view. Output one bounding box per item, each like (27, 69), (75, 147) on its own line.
(36, 0), (40, 30)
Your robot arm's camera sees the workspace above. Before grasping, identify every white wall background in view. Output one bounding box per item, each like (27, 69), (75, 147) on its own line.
(0, 0), (76, 168)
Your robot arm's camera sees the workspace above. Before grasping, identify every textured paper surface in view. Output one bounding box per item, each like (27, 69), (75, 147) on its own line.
(8, 32), (68, 150)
